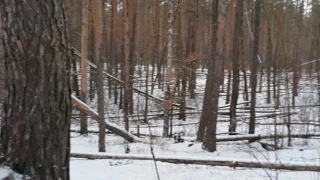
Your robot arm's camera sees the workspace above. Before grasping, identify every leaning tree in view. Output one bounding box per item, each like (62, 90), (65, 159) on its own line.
(0, 0), (71, 179)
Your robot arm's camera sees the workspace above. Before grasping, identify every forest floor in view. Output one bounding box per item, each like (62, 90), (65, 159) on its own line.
(72, 69), (320, 179)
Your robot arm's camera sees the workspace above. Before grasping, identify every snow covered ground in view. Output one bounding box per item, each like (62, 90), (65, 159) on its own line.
(70, 69), (320, 179)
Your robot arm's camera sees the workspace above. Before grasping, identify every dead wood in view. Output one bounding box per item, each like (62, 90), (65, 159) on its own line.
(71, 153), (320, 172)
(71, 95), (143, 143)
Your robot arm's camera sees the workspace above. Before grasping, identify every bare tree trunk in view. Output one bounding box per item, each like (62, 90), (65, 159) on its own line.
(123, 0), (131, 133)
(197, 0), (227, 152)
(187, 0), (197, 99)
(151, 0), (161, 95)
(292, 1), (304, 108)
(249, 0), (261, 135)
(163, 0), (176, 138)
(72, 57), (80, 97)
(80, 0), (89, 135)
(108, 0), (117, 100)
(229, 0), (243, 133)
(0, 9), (4, 119)
(266, 24), (272, 104)
(92, 0), (105, 152)
(144, 0), (151, 123)
(225, 62), (232, 104)
(0, 1), (71, 178)
(128, 0), (138, 115)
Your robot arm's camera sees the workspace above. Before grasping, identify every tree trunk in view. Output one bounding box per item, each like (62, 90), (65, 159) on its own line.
(266, 23), (272, 104)
(249, 0), (261, 135)
(123, 0), (130, 132)
(186, 0), (197, 100)
(229, 0), (243, 133)
(0, 1), (71, 179)
(92, 0), (105, 152)
(144, 0), (151, 123)
(197, 0), (227, 152)
(80, 0), (89, 135)
(0, 16), (5, 107)
(151, 0), (161, 95)
(108, 0), (117, 100)
(225, 62), (232, 104)
(163, 0), (176, 138)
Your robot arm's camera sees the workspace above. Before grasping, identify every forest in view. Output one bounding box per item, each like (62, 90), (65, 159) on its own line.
(0, 0), (320, 179)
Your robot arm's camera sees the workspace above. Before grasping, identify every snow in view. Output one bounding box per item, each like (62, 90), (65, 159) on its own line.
(0, 167), (24, 180)
(69, 67), (320, 179)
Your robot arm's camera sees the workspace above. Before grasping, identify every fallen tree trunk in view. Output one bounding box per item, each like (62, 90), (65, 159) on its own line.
(216, 133), (320, 142)
(71, 152), (320, 172)
(71, 95), (144, 143)
(256, 122), (320, 127)
(70, 129), (161, 137)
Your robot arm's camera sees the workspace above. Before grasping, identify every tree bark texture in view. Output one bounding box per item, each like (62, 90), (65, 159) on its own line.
(91, 0), (105, 152)
(163, 0), (176, 138)
(186, 0), (197, 99)
(0, 1), (71, 179)
(197, 0), (227, 152)
(249, 0), (261, 135)
(123, 0), (131, 132)
(80, 0), (89, 135)
(229, 0), (243, 133)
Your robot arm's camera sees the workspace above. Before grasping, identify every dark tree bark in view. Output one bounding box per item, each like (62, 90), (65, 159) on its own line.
(123, 0), (130, 132)
(187, 0), (197, 99)
(151, 0), (161, 95)
(128, 0), (138, 115)
(92, 0), (106, 152)
(110, 0), (117, 102)
(0, 1), (71, 179)
(266, 21), (272, 104)
(229, 0), (243, 133)
(197, 0), (226, 152)
(0, 18), (4, 106)
(249, 0), (261, 135)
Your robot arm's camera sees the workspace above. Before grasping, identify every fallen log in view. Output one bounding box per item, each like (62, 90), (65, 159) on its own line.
(70, 129), (161, 137)
(256, 122), (320, 127)
(216, 133), (320, 142)
(71, 95), (144, 143)
(71, 152), (320, 172)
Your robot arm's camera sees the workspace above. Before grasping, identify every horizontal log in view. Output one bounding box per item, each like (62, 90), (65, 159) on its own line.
(70, 129), (161, 137)
(215, 133), (320, 142)
(71, 152), (320, 172)
(256, 122), (320, 127)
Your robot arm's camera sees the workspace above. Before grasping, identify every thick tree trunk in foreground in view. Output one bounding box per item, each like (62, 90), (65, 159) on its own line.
(71, 153), (320, 172)
(0, 1), (71, 179)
